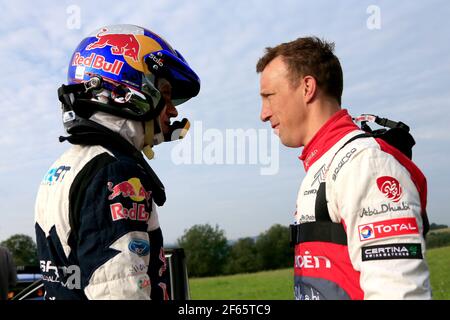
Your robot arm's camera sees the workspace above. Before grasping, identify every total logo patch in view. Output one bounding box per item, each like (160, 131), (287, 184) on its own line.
(358, 218), (419, 241)
(362, 243), (423, 261)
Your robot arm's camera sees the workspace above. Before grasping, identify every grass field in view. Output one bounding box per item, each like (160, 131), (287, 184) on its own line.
(189, 245), (450, 300)
(427, 246), (450, 299)
(428, 227), (450, 234)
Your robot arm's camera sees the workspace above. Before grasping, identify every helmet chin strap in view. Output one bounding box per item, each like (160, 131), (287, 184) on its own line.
(164, 118), (190, 141)
(143, 120), (156, 160)
(142, 117), (190, 160)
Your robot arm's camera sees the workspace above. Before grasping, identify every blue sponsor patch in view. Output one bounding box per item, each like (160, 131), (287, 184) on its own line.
(128, 239), (150, 256)
(42, 166), (71, 185)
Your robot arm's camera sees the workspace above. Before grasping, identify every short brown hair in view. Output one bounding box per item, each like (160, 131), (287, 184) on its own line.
(256, 37), (343, 105)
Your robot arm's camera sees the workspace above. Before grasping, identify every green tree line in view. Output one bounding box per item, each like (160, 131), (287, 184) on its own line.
(177, 224), (293, 277)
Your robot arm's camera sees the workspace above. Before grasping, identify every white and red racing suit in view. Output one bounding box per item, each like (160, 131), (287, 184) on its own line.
(292, 109), (431, 300)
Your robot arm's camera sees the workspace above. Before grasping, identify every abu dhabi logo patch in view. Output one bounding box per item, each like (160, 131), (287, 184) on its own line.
(362, 243), (423, 261)
(376, 176), (403, 202)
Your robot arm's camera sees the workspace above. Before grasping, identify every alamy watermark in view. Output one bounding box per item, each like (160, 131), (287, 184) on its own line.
(66, 5), (81, 30)
(171, 121), (280, 175)
(367, 5), (381, 30)
(40, 260), (81, 290)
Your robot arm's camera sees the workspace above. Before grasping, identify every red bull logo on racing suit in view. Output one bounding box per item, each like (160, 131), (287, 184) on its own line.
(107, 178), (152, 222)
(107, 177), (152, 204)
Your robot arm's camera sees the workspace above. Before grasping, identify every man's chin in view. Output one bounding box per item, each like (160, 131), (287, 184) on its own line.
(280, 136), (302, 148)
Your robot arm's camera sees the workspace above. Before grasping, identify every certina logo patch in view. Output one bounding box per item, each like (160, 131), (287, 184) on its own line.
(358, 218), (419, 241)
(332, 147), (357, 181)
(362, 243), (423, 261)
(295, 251), (331, 269)
(377, 176), (403, 202)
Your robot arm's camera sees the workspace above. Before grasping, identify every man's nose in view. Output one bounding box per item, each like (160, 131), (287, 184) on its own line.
(260, 104), (272, 122)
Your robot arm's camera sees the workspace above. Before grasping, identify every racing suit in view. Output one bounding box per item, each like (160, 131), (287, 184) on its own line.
(292, 109), (431, 300)
(35, 113), (169, 300)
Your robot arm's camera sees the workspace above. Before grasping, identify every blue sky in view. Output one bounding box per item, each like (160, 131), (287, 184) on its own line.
(0, 0), (449, 244)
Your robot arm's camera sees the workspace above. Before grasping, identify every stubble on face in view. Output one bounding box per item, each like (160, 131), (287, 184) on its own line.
(260, 56), (306, 148)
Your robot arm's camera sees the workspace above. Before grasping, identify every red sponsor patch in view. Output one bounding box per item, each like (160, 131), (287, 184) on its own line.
(358, 218), (419, 241)
(110, 203), (149, 222)
(377, 176), (403, 202)
(159, 248), (167, 277)
(158, 282), (169, 300)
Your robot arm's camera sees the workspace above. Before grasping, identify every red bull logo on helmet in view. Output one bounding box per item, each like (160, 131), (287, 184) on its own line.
(86, 28), (140, 62)
(72, 52), (124, 76)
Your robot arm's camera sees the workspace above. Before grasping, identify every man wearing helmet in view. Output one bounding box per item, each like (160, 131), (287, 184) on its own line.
(35, 25), (200, 300)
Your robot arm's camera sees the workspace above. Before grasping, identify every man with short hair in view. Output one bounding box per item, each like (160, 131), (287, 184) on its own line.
(0, 246), (17, 300)
(257, 37), (431, 299)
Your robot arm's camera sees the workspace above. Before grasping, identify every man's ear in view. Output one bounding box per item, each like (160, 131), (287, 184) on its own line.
(302, 75), (317, 104)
